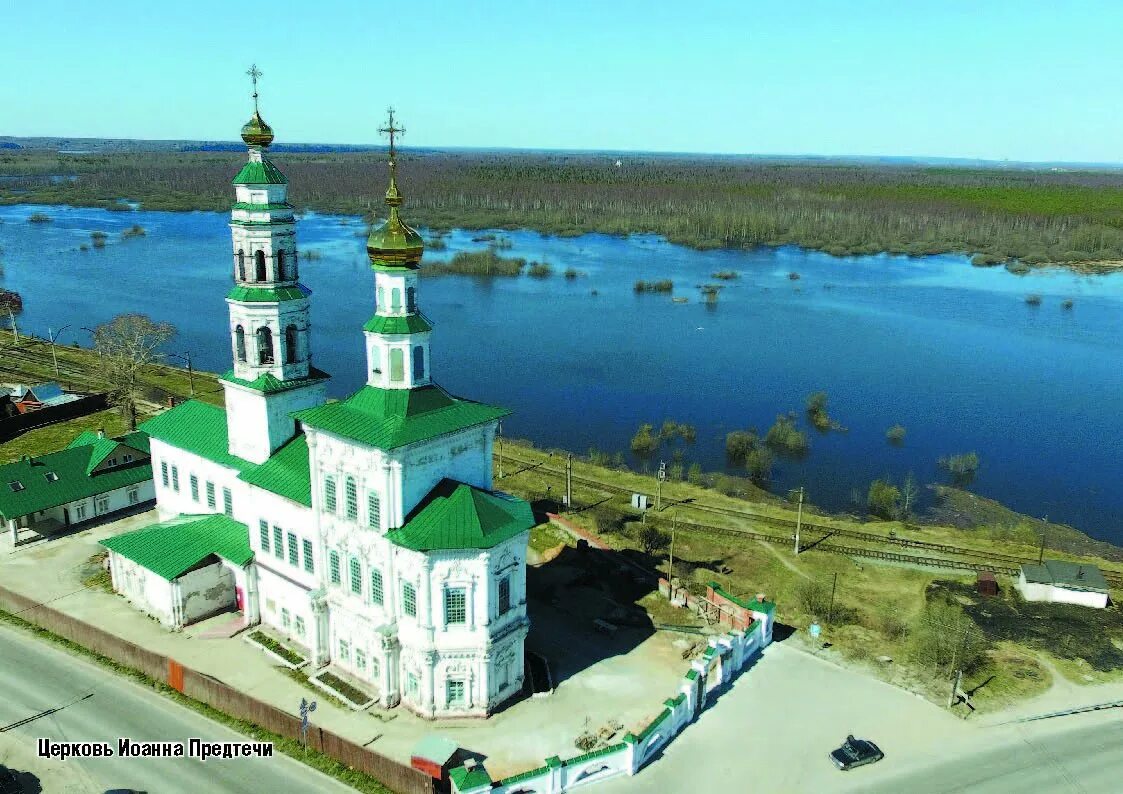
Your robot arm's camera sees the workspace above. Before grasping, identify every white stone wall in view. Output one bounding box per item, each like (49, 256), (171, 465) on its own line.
(224, 379), (326, 464)
(397, 426), (496, 521)
(109, 552), (176, 626)
(24, 478), (154, 529)
(177, 561), (236, 624)
(149, 439), (242, 521)
(1017, 574), (1108, 608)
(226, 296), (312, 384)
(364, 330), (431, 389)
(257, 561), (317, 650)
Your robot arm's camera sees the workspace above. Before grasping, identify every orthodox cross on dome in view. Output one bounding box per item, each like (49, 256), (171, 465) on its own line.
(378, 108), (406, 206)
(379, 107), (405, 161)
(247, 64), (263, 113)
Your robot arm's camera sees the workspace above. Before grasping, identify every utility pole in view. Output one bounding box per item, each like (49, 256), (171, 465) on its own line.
(948, 669), (963, 709)
(1038, 516), (1047, 564)
(8, 308), (17, 341)
(794, 486), (804, 555)
(565, 453), (573, 509)
(47, 324), (70, 379)
(828, 571), (838, 625)
(656, 461), (666, 510)
(166, 351), (195, 397)
(667, 513), (677, 600)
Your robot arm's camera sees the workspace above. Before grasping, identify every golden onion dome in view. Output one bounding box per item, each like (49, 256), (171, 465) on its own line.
(241, 110), (275, 148)
(366, 171), (424, 267)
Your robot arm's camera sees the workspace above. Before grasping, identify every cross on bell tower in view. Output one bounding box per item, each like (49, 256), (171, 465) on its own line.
(247, 64), (263, 114)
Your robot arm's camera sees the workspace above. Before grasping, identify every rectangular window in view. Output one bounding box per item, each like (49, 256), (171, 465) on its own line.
(171, 466), (179, 492)
(371, 657), (381, 677)
(345, 478), (357, 519)
(107, 458), (117, 467)
(294, 616), (305, 637)
(350, 558), (362, 595)
(160, 461), (168, 487)
(329, 551), (340, 584)
(96, 497), (109, 514)
(338, 639), (350, 662)
(206, 481), (216, 508)
(324, 477), (336, 513)
(287, 532), (298, 566)
(302, 539), (314, 573)
(281, 608), (291, 629)
(259, 520), (270, 552)
(123, 453), (134, 463)
(498, 576), (511, 616)
(189, 475), (199, 501)
(355, 649), (366, 671)
(402, 582), (417, 618)
(127, 488), (139, 504)
(273, 526), (283, 559)
(445, 587), (466, 625)
(75, 503), (87, 520)
(407, 672), (419, 696)
(371, 569), (384, 606)
(222, 488), (232, 517)
(447, 679), (465, 706)
(367, 492), (380, 528)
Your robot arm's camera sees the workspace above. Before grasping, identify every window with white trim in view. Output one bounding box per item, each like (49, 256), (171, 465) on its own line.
(371, 569), (384, 606)
(498, 576), (511, 616)
(302, 539), (314, 573)
(345, 476), (357, 520)
(206, 481), (216, 508)
(350, 557), (362, 595)
(160, 461), (168, 487)
(323, 476), (336, 513)
(447, 679), (465, 706)
(329, 550), (340, 584)
(272, 526), (283, 560)
(287, 531), (298, 566)
(402, 582), (416, 618)
(190, 475), (199, 501)
(444, 587), (466, 625)
(259, 520), (269, 552)
(367, 492), (380, 528)
(170, 466), (179, 492)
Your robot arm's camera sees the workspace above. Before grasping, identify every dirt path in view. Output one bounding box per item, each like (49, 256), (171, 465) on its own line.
(757, 539), (811, 579)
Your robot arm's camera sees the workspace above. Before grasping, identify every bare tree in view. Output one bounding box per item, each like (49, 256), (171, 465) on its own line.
(901, 472), (920, 519)
(93, 314), (176, 430)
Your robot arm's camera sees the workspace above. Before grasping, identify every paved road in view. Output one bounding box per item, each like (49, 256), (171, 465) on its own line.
(0, 624), (355, 793)
(864, 716), (1123, 794)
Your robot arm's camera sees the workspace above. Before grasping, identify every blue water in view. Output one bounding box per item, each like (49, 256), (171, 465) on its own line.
(1, 203), (1121, 541)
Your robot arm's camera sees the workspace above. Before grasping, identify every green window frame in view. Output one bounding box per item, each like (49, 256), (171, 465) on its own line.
(189, 474), (199, 501)
(222, 487), (232, 516)
(447, 679), (465, 706)
(345, 477), (357, 520)
(160, 461), (168, 487)
(258, 519), (269, 552)
(367, 492), (380, 528)
(389, 349), (404, 382)
(402, 582), (416, 617)
(444, 587), (466, 625)
(206, 481), (216, 508)
(324, 476), (336, 513)
(371, 569), (384, 605)
(302, 539), (314, 573)
(498, 576), (511, 615)
(350, 557), (362, 594)
(287, 531), (298, 566)
(272, 526), (283, 559)
(171, 465), (179, 492)
(329, 550), (340, 584)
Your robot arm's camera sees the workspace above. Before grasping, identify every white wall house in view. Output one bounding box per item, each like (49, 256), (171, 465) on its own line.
(1016, 560), (1110, 608)
(101, 105), (534, 718)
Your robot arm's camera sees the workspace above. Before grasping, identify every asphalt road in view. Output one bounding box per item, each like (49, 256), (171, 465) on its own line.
(0, 624), (356, 794)
(864, 716), (1123, 794)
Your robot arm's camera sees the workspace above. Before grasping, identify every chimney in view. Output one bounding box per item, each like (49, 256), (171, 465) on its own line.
(96, 428), (106, 439)
(463, 759), (477, 771)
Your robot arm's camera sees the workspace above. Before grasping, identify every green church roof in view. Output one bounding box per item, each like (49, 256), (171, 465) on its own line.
(387, 479), (533, 552)
(102, 513), (252, 581)
(0, 431), (152, 520)
(219, 366), (330, 395)
(231, 157), (288, 186)
(294, 384), (508, 451)
(140, 400), (254, 474)
(362, 314), (433, 335)
(239, 434), (312, 507)
(226, 284), (310, 303)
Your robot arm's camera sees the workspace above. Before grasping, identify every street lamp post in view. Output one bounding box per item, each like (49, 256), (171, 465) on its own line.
(80, 327), (102, 361)
(299, 698), (317, 749)
(165, 351), (195, 397)
(47, 324), (71, 379)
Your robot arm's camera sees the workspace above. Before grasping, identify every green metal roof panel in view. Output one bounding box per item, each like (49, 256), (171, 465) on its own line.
(219, 366), (330, 395)
(295, 384), (508, 451)
(709, 581), (776, 616)
(1023, 560), (1109, 592)
(362, 314), (433, 335)
(140, 401), (254, 473)
(230, 202), (293, 211)
(226, 284), (311, 303)
(387, 479), (533, 551)
(101, 514), (252, 581)
(0, 441), (152, 520)
(239, 434), (312, 507)
(231, 158), (288, 185)
(449, 764), (492, 791)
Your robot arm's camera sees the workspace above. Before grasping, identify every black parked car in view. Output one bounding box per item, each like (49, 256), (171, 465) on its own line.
(829, 735), (884, 771)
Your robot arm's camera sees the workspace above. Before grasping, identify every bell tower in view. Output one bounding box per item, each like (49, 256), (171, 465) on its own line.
(362, 109), (432, 390)
(221, 65), (329, 464)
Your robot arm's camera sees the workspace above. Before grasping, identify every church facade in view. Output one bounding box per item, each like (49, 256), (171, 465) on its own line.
(103, 97), (532, 719)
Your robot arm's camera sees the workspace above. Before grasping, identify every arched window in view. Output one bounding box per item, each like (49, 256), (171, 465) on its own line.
(256, 326), (274, 364)
(350, 557), (362, 594)
(324, 476), (336, 513)
(391, 288), (401, 312)
(277, 250), (286, 280)
(406, 286), (416, 312)
(413, 345), (425, 381)
(237, 250), (246, 281)
(370, 346), (381, 375)
(255, 250), (267, 281)
(389, 349), (404, 382)
(376, 286), (385, 311)
(329, 550), (340, 584)
(235, 325), (246, 362)
(345, 476), (357, 520)
(284, 325), (298, 364)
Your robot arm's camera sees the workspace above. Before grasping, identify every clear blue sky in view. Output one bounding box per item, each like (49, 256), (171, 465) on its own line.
(6, 0), (1123, 162)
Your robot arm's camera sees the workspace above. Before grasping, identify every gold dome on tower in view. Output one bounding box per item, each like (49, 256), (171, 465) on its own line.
(366, 108), (424, 268)
(240, 64), (275, 148)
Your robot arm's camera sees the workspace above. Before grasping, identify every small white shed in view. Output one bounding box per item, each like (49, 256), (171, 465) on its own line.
(1016, 560), (1109, 609)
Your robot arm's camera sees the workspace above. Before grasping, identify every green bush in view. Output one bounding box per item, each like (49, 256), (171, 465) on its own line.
(886, 424), (907, 445)
(868, 479), (901, 520)
(765, 414), (809, 457)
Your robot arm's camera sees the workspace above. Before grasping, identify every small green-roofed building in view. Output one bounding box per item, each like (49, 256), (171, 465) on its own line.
(0, 430), (154, 542)
(102, 514), (253, 628)
(1017, 559), (1110, 608)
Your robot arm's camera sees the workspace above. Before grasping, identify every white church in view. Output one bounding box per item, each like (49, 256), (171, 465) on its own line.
(102, 95), (533, 718)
